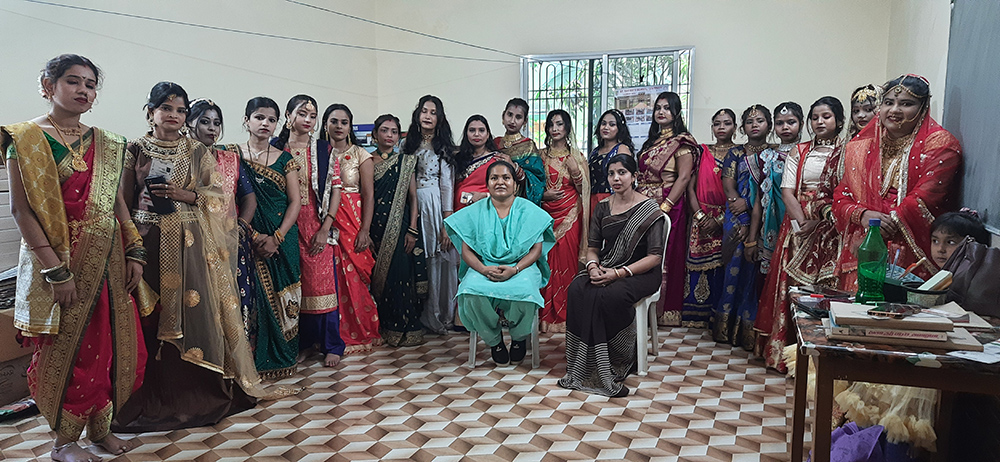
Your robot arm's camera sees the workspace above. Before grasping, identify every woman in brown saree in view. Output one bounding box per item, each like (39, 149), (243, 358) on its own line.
(114, 82), (298, 433)
(3, 54), (145, 462)
(559, 154), (664, 397)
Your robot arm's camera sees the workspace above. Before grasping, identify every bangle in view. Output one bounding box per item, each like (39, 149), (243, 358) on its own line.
(614, 268), (623, 279)
(585, 260), (598, 270)
(728, 197), (738, 202)
(407, 226), (419, 236)
(693, 210), (707, 222)
(125, 246), (148, 265)
(744, 241), (758, 248)
(622, 266), (634, 277)
(273, 229), (284, 244)
(41, 263), (73, 284)
(664, 196), (676, 207)
(514, 264), (520, 274)
(29, 244), (51, 251)
(46, 271), (74, 285)
(192, 190), (200, 204)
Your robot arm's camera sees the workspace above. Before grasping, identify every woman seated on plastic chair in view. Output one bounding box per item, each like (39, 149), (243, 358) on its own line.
(445, 160), (555, 367)
(559, 154), (665, 397)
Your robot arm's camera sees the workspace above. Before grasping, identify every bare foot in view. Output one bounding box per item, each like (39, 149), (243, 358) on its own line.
(93, 433), (137, 455)
(51, 441), (103, 462)
(324, 353), (341, 367)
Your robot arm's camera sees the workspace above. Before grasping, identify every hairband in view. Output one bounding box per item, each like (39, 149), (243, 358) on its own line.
(960, 207), (980, 218)
(853, 86), (880, 104)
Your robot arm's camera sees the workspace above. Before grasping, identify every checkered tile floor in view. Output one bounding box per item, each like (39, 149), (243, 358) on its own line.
(0, 327), (797, 461)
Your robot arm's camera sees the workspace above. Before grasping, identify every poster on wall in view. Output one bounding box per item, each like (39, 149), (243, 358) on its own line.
(614, 84), (670, 150)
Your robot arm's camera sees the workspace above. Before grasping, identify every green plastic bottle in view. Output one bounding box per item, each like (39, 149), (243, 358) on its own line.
(856, 218), (887, 304)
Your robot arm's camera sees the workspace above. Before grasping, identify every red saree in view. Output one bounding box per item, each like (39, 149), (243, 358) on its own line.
(636, 129), (699, 325)
(688, 144), (728, 268)
(755, 140), (844, 372)
(4, 123), (145, 441)
(334, 145), (381, 354)
(298, 144), (341, 315)
(454, 152), (496, 212)
(539, 147), (590, 332)
(834, 114), (962, 289)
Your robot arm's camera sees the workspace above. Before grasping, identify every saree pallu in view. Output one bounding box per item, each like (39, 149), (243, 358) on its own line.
(454, 152), (496, 212)
(495, 136), (546, 205)
(713, 149), (761, 350)
(372, 153), (429, 346)
(559, 199), (664, 397)
(682, 144), (727, 328)
(242, 153), (302, 379)
(755, 141), (843, 372)
(636, 129), (699, 326)
(334, 189), (382, 353)
(539, 147), (590, 332)
(4, 123), (144, 441)
(758, 147), (787, 274)
(834, 115), (962, 290)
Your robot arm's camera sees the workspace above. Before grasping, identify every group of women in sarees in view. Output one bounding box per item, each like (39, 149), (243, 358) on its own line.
(4, 52), (966, 460)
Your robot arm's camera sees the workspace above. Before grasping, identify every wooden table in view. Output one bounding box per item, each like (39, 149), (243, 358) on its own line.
(790, 311), (1000, 462)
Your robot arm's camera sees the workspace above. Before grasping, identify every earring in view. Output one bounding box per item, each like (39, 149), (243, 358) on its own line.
(285, 120), (292, 130)
(180, 126), (190, 136)
(147, 118), (155, 130)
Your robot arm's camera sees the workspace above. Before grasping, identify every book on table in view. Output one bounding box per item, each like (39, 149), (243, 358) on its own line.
(827, 317), (948, 341)
(828, 301), (953, 331)
(822, 318), (984, 352)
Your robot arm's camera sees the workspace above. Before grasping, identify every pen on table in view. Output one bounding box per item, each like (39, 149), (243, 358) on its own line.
(890, 248), (901, 278)
(899, 257), (928, 279)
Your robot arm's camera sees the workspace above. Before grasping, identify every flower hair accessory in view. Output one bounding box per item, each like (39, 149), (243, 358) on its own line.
(959, 207), (980, 218)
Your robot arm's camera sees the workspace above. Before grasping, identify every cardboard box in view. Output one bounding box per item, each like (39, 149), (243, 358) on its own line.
(0, 308), (31, 363)
(0, 354), (30, 406)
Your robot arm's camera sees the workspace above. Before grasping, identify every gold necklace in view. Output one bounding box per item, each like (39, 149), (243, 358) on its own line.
(376, 149), (392, 159)
(813, 137), (836, 147)
(46, 115), (88, 172)
(502, 133), (521, 149)
(744, 143), (767, 156)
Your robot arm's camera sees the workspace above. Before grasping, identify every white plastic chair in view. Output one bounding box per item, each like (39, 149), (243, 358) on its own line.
(468, 307), (540, 368)
(634, 214), (671, 376)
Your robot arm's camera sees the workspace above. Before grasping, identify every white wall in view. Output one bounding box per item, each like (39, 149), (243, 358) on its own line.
(373, 0), (898, 143)
(886, 0), (952, 120)
(0, 0), (954, 268)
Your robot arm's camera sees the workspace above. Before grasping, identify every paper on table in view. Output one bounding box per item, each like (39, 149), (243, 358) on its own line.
(948, 341), (1000, 364)
(926, 301), (993, 330)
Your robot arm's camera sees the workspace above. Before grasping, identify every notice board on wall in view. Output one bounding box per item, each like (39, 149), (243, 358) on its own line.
(943, 0), (1000, 232)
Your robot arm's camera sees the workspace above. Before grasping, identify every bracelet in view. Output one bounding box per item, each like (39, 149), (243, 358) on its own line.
(42, 263), (73, 284)
(614, 268), (623, 279)
(46, 271), (74, 285)
(744, 241), (758, 248)
(407, 226), (419, 236)
(125, 246), (148, 265)
(622, 266), (634, 277)
(514, 264), (520, 274)
(29, 244), (51, 251)
(693, 210), (707, 222)
(728, 197), (738, 202)
(585, 260), (598, 270)
(192, 190), (200, 204)
(664, 196), (676, 207)
(40, 262), (68, 275)
(273, 229), (284, 244)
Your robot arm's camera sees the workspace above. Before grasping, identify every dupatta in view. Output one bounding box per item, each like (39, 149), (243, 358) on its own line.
(688, 144), (727, 269)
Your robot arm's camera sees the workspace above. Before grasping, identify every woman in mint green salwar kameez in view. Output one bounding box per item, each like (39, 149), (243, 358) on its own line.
(445, 161), (555, 366)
